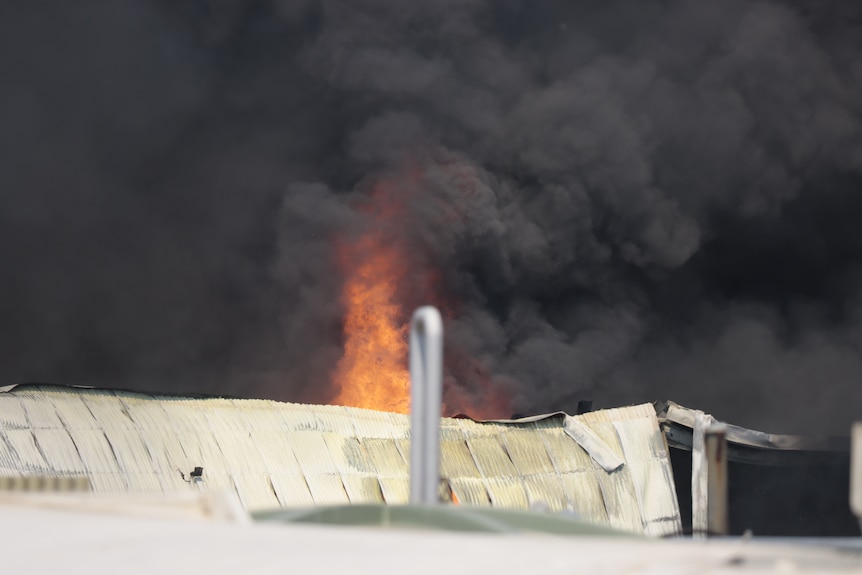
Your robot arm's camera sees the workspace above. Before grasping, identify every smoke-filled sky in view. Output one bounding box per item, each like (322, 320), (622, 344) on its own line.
(2, 0), (862, 433)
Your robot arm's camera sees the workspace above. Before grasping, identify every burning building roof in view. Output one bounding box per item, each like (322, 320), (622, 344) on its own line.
(0, 384), (681, 536)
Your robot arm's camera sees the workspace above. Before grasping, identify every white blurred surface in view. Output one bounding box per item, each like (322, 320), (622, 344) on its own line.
(1, 502), (860, 575)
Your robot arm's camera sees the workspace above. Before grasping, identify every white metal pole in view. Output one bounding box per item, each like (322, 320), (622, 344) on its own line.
(409, 306), (444, 505)
(705, 423), (728, 536)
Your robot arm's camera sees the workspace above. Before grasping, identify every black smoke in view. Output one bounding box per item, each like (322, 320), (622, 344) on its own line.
(2, 0), (862, 433)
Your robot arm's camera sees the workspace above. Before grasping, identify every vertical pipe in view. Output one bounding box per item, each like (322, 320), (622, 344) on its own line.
(409, 306), (444, 505)
(705, 423), (728, 536)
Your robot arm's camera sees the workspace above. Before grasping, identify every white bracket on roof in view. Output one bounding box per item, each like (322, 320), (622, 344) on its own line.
(409, 306), (444, 506)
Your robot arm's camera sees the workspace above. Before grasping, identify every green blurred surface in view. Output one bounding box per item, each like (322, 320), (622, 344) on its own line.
(254, 504), (638, 537)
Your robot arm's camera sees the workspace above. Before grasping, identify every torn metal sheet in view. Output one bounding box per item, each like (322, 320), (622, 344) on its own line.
(657, 401), (849, 456)
(564, 417), (625, 472)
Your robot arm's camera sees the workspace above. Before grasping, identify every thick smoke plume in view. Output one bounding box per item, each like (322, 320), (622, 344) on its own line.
(2, 0), (862, 433)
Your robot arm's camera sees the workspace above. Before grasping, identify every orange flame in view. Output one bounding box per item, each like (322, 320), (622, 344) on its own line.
(330, 167), (514, 418)
(331, 228), (411, 413)
(330, 178), (416, 414)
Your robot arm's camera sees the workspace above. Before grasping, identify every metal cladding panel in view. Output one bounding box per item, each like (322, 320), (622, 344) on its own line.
(230, 472), (281, 510)
(568, 407), (663, 534)
(65, 429), (122, 474)
(157, 399), (211, 432)
(247, 431), (304, 475)
(124, 472), (163, 492)
(465, 435), (519, 478)
(439, 418), (466, 439)
(340, 474), (384, 503)
(236, 400), (291, 431)
(483, 476), (529, 508)
(360, 438), (408, 476)
(499, 428), (557, 476)
(192, 468), (236, 495)
(325, 433), (375, 475)
(594, 466), (644, 534)
(138, 429), (187, 484)
(613, 418), (682, 536)
(522, 474), (570, 512)
(186, 428), (231, 473)
(440, 440), (482, 479)
(212, 432), (268, 474)
(0, 396), (29, 428)
(101, 427), (157, 475)
(305, 473), (350, 505)
(349, 412), (404, 440)
(559, 471), (609, 526)
(376, 476), (410, 504)
(2, 430), (49, 473)
(539, 427), (594, 473)
(393, 438), (411, 466)
(384, 412), (411, 432)
(49, 394), (98, 429)
(453, 418), (488, 436)
(276, 406), (323, 432)
(286, 431), (340, 476)
(0, 435), (22, 474)
(204, 406), (246, 434)
(152, 428), (196, 480)
(449, 477), (491, 507)
(575, 420), (627, 463)
(268, 473), (315, 506)
(310, 406), (357, 435)
(79, 392), (137, 430)
(203, 404), (253, 434)
(88, 472), (128, 492)
(19, 394), (65, 429)
(30, 429), (86, 474)
(120, 399), (174, 432)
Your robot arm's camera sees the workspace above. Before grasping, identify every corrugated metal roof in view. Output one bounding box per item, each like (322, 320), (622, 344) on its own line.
(0, 385), (681, 535)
